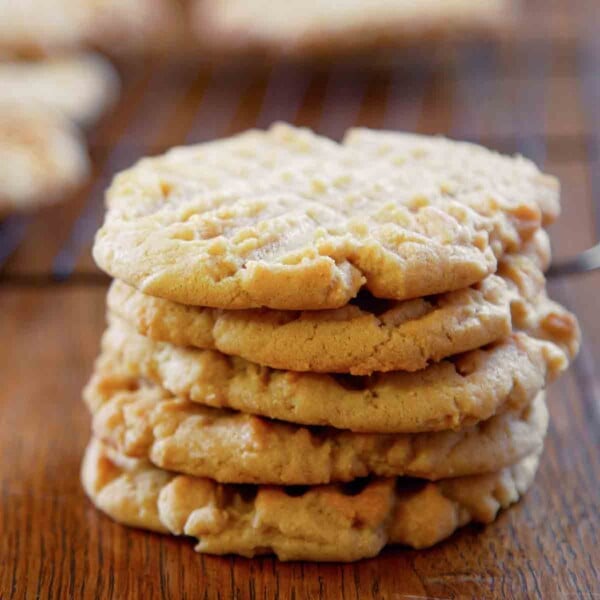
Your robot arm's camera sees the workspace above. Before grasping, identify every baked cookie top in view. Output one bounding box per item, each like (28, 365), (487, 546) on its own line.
(0, 54), (119, 125)
(0, 103), (89, 213)
(86, 356), (548, 484)
(193, 0), (512, 60)
(82, 438), (540, 561)
(344, 128), (560, 227)
(93, 123), (558, 310)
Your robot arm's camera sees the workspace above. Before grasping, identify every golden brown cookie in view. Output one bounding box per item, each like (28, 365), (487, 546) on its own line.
(106, 231), (564, 375)
(93, 124), (558, 310)
(82, 438), (541, 561)
(85, 361), (548, 484)
(501, 253), (580, 359)
(97, 314), (567, 433)
(107, 273), (512, 375)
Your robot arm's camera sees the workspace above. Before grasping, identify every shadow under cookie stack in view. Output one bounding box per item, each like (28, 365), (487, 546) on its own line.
(82, 123), (580, 562)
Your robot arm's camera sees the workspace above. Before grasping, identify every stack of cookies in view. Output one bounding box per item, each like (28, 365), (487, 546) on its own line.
(82, 123), (580, 562)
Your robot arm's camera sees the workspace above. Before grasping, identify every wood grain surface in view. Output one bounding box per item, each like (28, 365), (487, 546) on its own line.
(1, 0), (598, 598)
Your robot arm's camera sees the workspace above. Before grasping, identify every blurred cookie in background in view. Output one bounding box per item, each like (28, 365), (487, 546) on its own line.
(0, 51), (121, 215)
(82, 0), (184, 57)
(192, 0), (513, 61)
(0, 53), (119, 125)
(0, 0), (181, 58)
(0, 103), (89, 215)
(0, 0), (87, 58)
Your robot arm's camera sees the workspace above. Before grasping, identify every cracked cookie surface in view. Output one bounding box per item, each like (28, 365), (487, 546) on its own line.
(108, 272), (512, 374)
(86, 362), (548, 484)
(107, 232), (560, 374)
(98, 314), (567, 433)
(93, 123), (558, 309)
(82, 438), (540, 561)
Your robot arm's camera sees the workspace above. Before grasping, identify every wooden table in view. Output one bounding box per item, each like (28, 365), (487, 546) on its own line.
(1, 1), (598, 597)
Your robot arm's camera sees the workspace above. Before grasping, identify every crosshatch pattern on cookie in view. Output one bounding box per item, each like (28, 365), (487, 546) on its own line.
(93, 124), (559, 309)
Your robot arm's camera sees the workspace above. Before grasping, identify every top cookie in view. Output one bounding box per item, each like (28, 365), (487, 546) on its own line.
(93, 123), (558, 310)
(193, 0), (511, 60)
